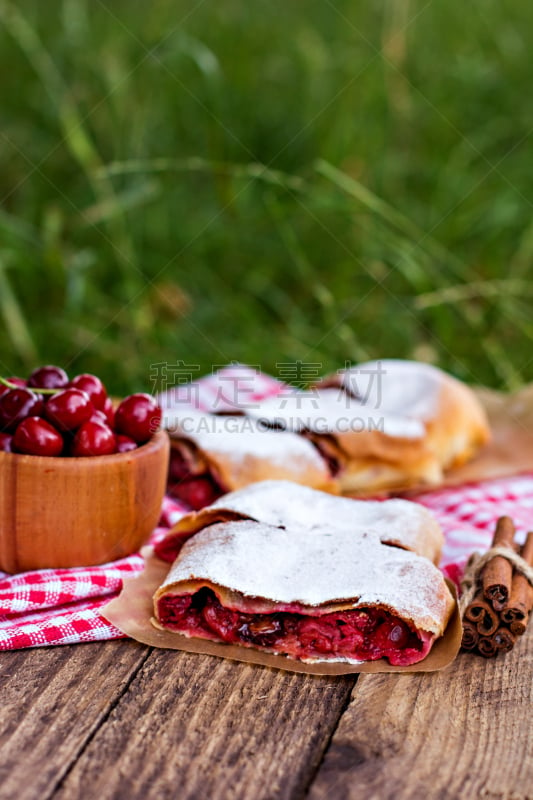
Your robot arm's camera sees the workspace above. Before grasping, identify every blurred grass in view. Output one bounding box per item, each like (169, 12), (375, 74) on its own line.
(0, 0), (532, 394)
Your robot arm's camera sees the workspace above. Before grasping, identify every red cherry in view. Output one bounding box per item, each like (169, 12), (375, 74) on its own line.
(69, 373), (107, 410)
(0, 377), (27, 398)
(28, 365), (69, 390)
(114, 393), (161, 443)
(0, 388), (44, 432)
(44, 388), (94, 432)
(373, 618), (410, 651)
(169, 476), (221, 509)
(116, 434), (137, 453)
(0, 432), (13, 452)
(168, 449), (192, 481)
(88, 409), (108, 425)
(201, 593), (240, 641)
(71, 420), (117, 457)
(12, 417), (64, 456)
(102, 396), (115, 428)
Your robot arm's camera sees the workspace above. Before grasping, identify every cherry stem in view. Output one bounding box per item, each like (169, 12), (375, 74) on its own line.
(0, 377), (58, 395)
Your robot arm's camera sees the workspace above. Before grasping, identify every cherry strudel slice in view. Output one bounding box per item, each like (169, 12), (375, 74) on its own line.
(153, 520), (455, 666)
(164, 409), (336, 509)
(315, 359), (491, 489)
(154, 479), (444, 565)
(245, 388), (442, 494)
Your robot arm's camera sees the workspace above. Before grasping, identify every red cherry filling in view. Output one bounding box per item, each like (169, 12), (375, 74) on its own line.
(372, 619), (410, 650)
(157, 589), (431, 666)
(169, 476), (222, 509)
(0, 388), (44, 432)
(168, 447), (195, 482)
(12, 417), (64, 456)
(201, 594), (242, 643)
(166, 445), (224, 509)
(115, 393), (161, 443)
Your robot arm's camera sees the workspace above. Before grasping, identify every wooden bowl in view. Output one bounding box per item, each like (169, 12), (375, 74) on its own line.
(0, 430), (170, 573)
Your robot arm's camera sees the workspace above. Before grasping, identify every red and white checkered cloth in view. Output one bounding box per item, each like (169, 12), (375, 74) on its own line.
(2, 365), (532, 650)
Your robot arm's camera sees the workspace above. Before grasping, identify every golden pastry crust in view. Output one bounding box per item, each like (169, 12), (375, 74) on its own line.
(302, 427), (443, 493)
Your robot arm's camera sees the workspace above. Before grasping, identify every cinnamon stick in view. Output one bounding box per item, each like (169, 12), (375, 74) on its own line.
(482, 516), (515, 611)
(491, 627), (516, 653)
(509, 613), (529, 637)
(461, 516), (533, 657)
(461, 622), (479, 650)
(478, 636), (497, 658)
(464, 596), (499, 636)
(500, 531), (533, 634)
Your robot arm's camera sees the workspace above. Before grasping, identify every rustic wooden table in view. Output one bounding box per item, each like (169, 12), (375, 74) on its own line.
(1, 630), (531, 800)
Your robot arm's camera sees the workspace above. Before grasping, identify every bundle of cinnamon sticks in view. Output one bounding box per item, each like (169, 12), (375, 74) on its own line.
(461, 516), (533, 658)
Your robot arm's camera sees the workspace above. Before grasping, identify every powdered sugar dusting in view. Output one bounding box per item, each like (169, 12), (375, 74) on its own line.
(166, 410), (327, 473)
(338, 359), (443, 421)
(208, 480), (443, 563)
(162, 520), (451, 634)
(246, 389), (424, 439)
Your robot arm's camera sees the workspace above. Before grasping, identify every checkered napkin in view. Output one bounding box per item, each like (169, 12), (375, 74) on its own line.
(2, 365), (533, 651)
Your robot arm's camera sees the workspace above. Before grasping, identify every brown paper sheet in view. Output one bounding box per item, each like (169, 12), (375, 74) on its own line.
(102, 548), (461, 675)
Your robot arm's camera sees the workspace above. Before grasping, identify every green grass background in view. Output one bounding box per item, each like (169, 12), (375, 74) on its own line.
(1, 0), (532, 395)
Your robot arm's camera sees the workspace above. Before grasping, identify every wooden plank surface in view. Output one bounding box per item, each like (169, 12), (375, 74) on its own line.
(0, 641), (150, 800)
(54, 648), (355, 800)
(2, 632), (532, 800)
(308, 627), (533, 800)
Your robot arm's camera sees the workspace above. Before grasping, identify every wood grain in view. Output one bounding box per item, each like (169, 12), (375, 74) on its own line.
(0, 641), (150, 800)
(308, 627), (533, 800)
(3, 631), (532, 800)
(54, 649), (355, 800)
